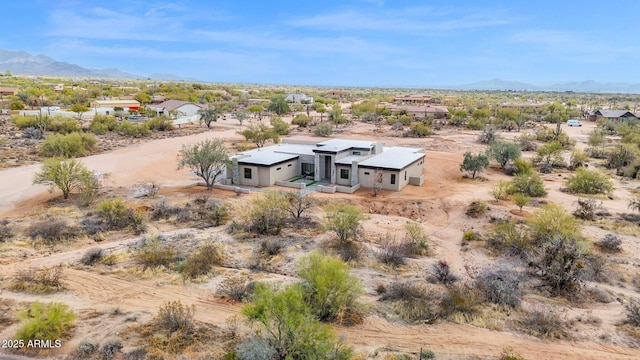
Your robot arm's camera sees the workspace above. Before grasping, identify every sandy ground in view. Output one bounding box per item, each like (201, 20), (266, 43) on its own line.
(1, 120), (640, 359)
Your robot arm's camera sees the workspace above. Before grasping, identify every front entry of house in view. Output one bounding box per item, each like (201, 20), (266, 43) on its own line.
(324, 156), (331, 180)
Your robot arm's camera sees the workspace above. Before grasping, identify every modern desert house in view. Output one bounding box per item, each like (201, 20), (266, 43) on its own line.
(225, 139), (425, 192)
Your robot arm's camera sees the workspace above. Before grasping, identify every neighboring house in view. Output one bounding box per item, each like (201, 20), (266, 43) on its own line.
(91, 99), (141, 115)
(392, 94), (432, 104)
(388, 104), (449, 119)
(226, 139), (425, 192)
(588, 110), (638, 123)
(147, 100), (203, 117)
(0, 86), (19, 97)
(285, 93), (314, 104)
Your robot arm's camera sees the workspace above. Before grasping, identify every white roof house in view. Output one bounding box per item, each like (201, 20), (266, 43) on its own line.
(227, 139), (425, 191)
(285, 93), (314, 104)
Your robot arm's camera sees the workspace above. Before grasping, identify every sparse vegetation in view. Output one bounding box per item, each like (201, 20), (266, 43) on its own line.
(431, 260), (459, 284)
(10, 265), (65, 293)
(154, 301), (195, 334)
(26, 217), (73, 243)
(33, 157), (94, 199)
(133, 235), (176, 270)
(379, 282), (437, 323)
(460, 151), (489, 178)
(179, 241), (225, 280)
(597, 233), (622, 252)
(14, 302), (76, 342)
(324, 203), (366, 242)
(520, 309), (569, 339)
(217, 273), (252, 302)
(313, 122), (334, 137)
(475, 269), (521, 308)
(466, 200), (488, 218)
(40, 132), (96, 158)
(80, 247), (105, 265)
(564, 167), (614, 195)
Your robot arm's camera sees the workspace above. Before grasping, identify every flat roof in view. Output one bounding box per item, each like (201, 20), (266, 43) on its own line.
(314, 139), (376, 153)
(268, 143), (315, 156)
(237, 150), (299, 166)
(335, 154), (368, 165)
(358, 147), (425, 170)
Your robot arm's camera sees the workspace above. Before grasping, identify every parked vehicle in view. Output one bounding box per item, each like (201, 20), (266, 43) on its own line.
(567, 119), (582, 127)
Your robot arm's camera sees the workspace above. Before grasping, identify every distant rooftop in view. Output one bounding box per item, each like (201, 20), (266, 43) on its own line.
(315, 139), (377, 152)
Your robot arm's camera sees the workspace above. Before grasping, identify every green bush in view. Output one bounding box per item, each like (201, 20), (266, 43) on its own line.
(439, 284), (483, 319)
(248, 191), (288, 235)
(509, 172), (547, 197)
(465, 200), (488, 218)
(10, 100), (25, 110)
(97, 197), (145, 232)
(270, 116), (290, 135)
(486, 141), (521, 169)
(50, 117), (81, 134)
(291, 114), (311, 127)
(466, 118), (485, 130)
(491, 180), (510, 201)
(564, 167), (614, 195)
(298, 252), (364, 324)
(12, 115), (44, 129)
(40, 132), (96, 158)
(528, 204), (580, 245)
(409, 122), (432, 137)
(117, 120), (151, 137)
(147, 116), (174, 131)
(312, 123), (333, 137)
(324, 203), (366, 243)
(134, 235), (176, 270)
(569, 150), (589, 170)
(15, 302), (76, 342)
(89, 114), (117, 134)
(485, 219), (531, 255)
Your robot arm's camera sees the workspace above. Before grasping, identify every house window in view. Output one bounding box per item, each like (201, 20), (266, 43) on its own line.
(390, 174), (396, 185)
(276, 167), (281, 171)
(288, 163), (292, 167)
(244, 168), (252, 179)
(405, 171), (407, 180)
(364, 171), (370, 175)
(340, 169), (349, 179)
(353, 151), (361, 155)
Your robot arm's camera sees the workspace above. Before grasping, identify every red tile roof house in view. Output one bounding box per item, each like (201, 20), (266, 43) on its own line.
(0, 86), (19, 98)
(225, 139), (425, 193)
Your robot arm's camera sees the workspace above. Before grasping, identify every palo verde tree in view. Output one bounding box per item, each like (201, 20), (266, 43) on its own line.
(460, 151), (489, 179)
(241, 123), (280, 147)
(324, 203), (366, 243)
(267, 95), (290, 115)
(198, 108), (220, 128)
(177, 138), (229, 190)
(486, 141), (521, 169)
(33, 157), (93, 199)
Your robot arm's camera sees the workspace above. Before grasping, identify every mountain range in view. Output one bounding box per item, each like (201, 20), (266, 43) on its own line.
(0, 49), (192, 81)
(2, 49), (640, 93)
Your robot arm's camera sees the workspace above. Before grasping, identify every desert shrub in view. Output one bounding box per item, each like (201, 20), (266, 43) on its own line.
(462, 229), (480, 242)
(605, 144), (637, 171)
(76, 339), (98, 357)
(134, 235), (176, 270)
(516, 133), (537, 151)
(147, 116), (174, 131)
(100, 338), (123, 360)
(50, 117), (81, 134)
(291, 114), (311, 127)
(150, 201), (181, 220)
(117, 120), (151, 137)
(520, 309), (569, 339)
(485, 220), (531, 256)
(205, 203), (229, 226)
(298, 252), (364, 325)
(466, 200), (488, 218)
(242, 283), (353, 360)
(0, 222), (13, 242)
(535, 127), (575, 148)
(179, 242), (225, 280)
(235, 337), (278, 360)
(564, 167), (614, 195)
(409, 122), (432, 137)
(89, 114), (117, 134)
(217, 273), (252, 302)
(324, 203), (366, 243)
(475, 270), (522, 308)
(460, 151), (489, 179)
(248, 191), (288, 235)
(40, 132), (96, 158)
(439, 284), (483, 318)
(97, 197), (145, 232)
(466, 118), (485, 130)
(155, 301), (195, 334)
(529, 237), (586, 296)
(12, 115), (46, 129)
(421, 349), (436, 359)
(80, 217), (109, 235)
(431, 260), (459, 284)
(332, 239), (363, 263)
(509, 172), (547, 197)
(513, 192), (530, 211)
(626, 300), (640, 327)
(597, 233), (622, 252)
(380, 282), (437, 323)
(572, 198), (602, 221)
(80, 247), (105, 265)
(404, 221), (429, 255)
(500, 347), (527, 360)
(23, 127), (43, 139)
(123, 346), (147, 360)
(11, 265), (65, 294)
(270, 116), (290, 135)
(259, 239), (284, 256)
(27, 217), (73, 243)
(569, 150), (589, 170)
(528, 204), (580, 245)
(491, 180), (510, 201)
(535, 141), (564, 168)
(477, 126), (497, 143)
(14, 302), (76, 342)
(376, 234), (409, 267)
(312, 123), (333, 137)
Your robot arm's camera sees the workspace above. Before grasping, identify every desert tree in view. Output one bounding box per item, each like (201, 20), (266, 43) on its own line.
(70, 103), (88, 119)
(513, 192), (530, 212)
(324, 203), (366, 243)
(33, 157), (93, 199)
(177, 138), (229, 190)
(232, 110), (249, 126)
(314, 103), (327, 122)
(241, 123), (280, 147)
(486, 141), (521, 169)
(198, 108), (220, 128)
(247, 104), (265, 121)
(267, 95), (290, 115)
(284, 190), (315, 221)
(460, 151), (489, 179)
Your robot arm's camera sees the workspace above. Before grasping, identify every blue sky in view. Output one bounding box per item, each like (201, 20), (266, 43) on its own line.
(2, 0), (640, 87)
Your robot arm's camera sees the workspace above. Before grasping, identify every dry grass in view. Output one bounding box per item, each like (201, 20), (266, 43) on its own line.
(594, 219), (640, 237)
(9, 265), (65, 293)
